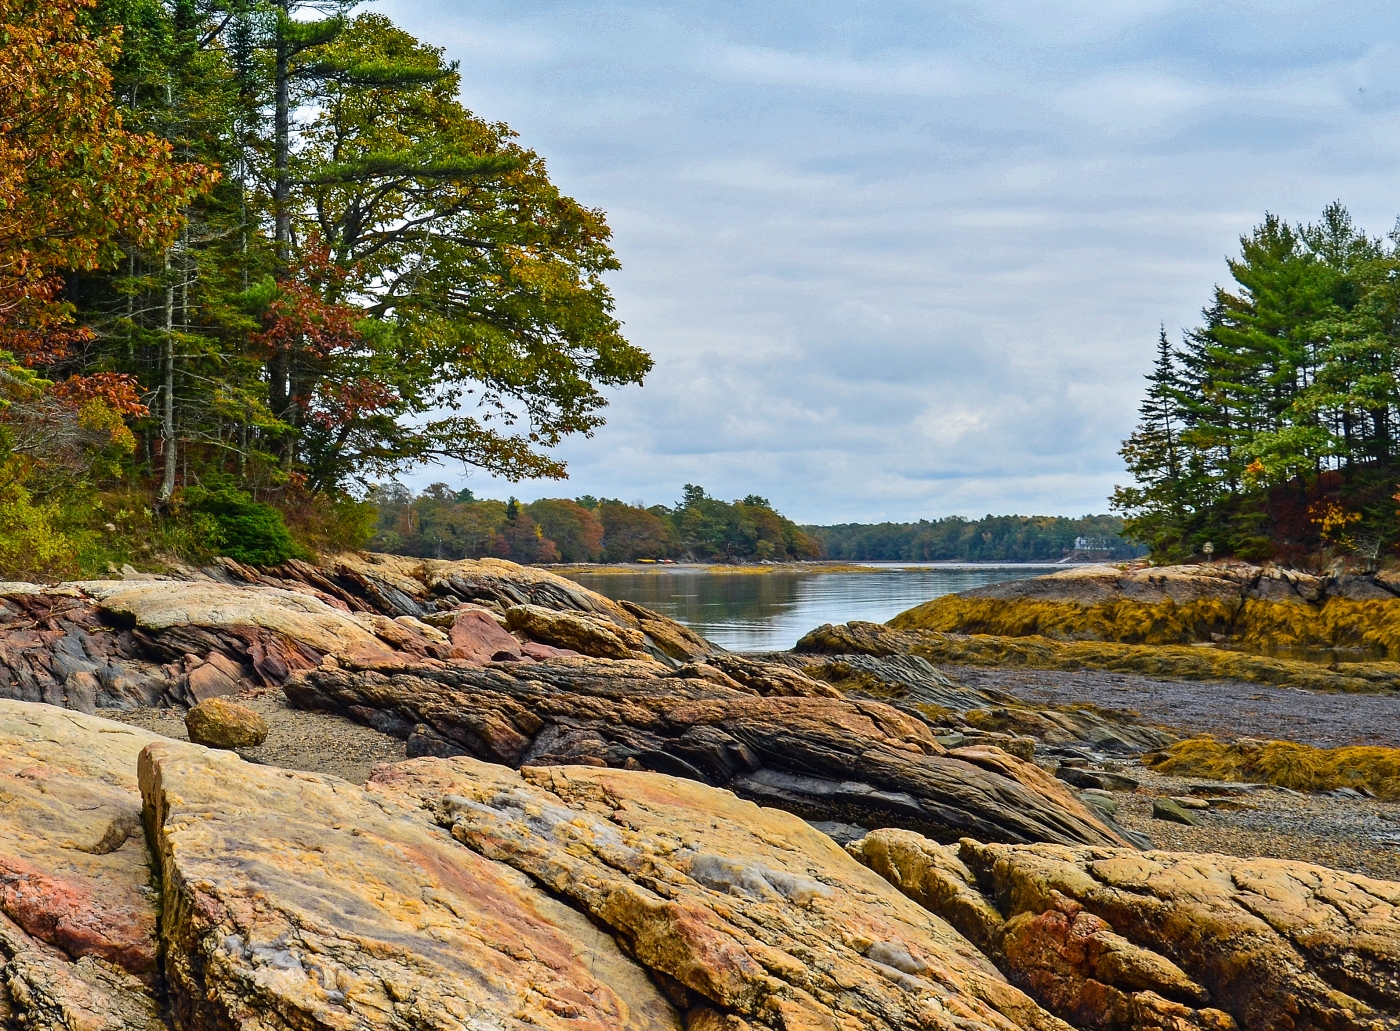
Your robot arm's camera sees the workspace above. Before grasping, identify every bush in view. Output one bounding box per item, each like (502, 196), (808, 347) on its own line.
(183, 483), (303, 565)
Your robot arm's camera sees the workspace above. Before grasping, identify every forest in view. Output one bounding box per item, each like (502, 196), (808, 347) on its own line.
(0, 0), (648, 576)
(1114, 203), (1400, 565)
(370, 484), (822, 563)
(805, 514), (1140, 562)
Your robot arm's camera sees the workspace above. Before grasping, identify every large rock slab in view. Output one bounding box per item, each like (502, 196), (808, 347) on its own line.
(851, 828), (1400, 1031)
(139, 739), (682, 1031)
(0, 700), (168, 1029)
(0, 555), (720, 712)
(369, 756), (1075, 1031)
(287, 657), (1128, 847)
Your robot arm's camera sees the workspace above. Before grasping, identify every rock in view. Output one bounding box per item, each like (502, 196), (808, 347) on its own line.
(450, 606), (528, 662)
(0, 913), (166, 1031)
(184, 696), (269, 749)
(0, 700), (168, 1029)
(957, 841), (1400, 1030)
(0, 554), (721, 714)
(1170, 795), (1211, 810)
(138, 740), (683, 1031)
(998, 900), (1225, 1031)
(846, 828), (1005, 951)
(794, 620), (919, 656)
(1056, 767), (1141, 792)
(617, 598), (718, 661)
(853, 832), (1400, 1030)
(505, 603), (639, 659)
(1152, 797), (1201, 825)
(0, 701), (162, 979)
(286, 657), (1129, 847)
(368, 757), (1073, 1031)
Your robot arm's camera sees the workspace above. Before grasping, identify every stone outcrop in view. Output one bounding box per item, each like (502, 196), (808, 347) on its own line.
(0, 700), (167, 1030)
(850, 828), (1400, 1031)
(2, 697), (1399, 1031)
(0, 554), (714, 712)
(139, 740), (682, 1031)
(792, 622), (1176, 756)
(951, 562), (1397, 607)
(183, 696), (268, 748)
(369, 757), (1071, 1031)
(286, 655), (1129, 847)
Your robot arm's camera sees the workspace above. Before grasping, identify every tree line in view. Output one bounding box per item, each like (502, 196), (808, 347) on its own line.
(370, 484), (822, 563)
(0, 0), (647, 577)
(805, 514), (1141, 562)
(1114, 203), (1400, 565)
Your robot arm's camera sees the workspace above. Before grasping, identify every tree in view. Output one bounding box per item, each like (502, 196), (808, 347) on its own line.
(526, 498), (602, 562)
(1115, 203), (1400, 562)
(0, 0), (213, 359)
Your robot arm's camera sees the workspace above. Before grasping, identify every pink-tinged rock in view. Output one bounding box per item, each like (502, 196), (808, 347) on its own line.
(139, 739), (682, 1031)
(0, 700), (163, 980)
(449, 607), (524, 662)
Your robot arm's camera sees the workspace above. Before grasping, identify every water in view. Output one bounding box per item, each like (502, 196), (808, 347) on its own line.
(566, 563), (1064, 652)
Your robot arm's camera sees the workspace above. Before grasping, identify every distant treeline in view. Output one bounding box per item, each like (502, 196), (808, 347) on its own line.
(804, 514), (1144, 562)
(370, 484), (820, 563)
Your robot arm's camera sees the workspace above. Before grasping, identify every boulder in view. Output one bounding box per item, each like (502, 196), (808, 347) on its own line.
(795, 619), (920, 657)
(184, 696), (269, 749)
(138, 740), (683, 1031)
(367, 757), (1073, 1031)
(285, 657), (1128, 847)
(617, 598), (718, 660)
(449, 606), (526, 662)
(505, 603), (640, 659)
(1151, 796), (1201, 826)
(852, 829), (1400, 1031)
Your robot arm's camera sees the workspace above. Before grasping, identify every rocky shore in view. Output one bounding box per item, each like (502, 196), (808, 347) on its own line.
(0, 554), (1397, 1030)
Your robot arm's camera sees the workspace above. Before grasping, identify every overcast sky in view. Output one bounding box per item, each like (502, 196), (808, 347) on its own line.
(369, 0), (1400, 523)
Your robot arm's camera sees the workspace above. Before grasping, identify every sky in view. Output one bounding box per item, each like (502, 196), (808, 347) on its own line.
(369, 0), (1400, 524)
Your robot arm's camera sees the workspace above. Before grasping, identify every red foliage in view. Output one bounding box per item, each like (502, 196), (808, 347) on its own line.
(0, 278), (92, 365)
(51, 373), (148, 417)
(306, 377), (398, 429)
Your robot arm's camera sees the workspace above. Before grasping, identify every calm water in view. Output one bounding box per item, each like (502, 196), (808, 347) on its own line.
(567, 564), (1063, 651)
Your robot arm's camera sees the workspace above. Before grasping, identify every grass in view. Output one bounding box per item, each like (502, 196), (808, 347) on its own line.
(892, 595), (1400, 658)
(1145, 737), (1400, 799)
(903, 630), (1400, 694)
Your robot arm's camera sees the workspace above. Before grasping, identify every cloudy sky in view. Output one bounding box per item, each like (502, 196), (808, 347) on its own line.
(370, 0), (1400, 524)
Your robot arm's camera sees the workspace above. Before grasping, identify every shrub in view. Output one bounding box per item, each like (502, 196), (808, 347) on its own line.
(183, 483), (303, 565)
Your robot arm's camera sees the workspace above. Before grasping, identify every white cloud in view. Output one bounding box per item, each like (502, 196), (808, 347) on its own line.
(366, 0), (1400, 522)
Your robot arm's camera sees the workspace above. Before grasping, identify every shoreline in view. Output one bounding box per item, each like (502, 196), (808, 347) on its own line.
(549, 560), (1089, 576)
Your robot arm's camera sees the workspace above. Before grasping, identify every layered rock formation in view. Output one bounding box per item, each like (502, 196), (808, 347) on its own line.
(793, 621), (1176, 756)
(951, 562), (1400, 607)
(2, 698), (1395, 1031)
(0, 553), (712, 712)
(851, 828), (1400, 1031)
(287, 655), (1127, 848)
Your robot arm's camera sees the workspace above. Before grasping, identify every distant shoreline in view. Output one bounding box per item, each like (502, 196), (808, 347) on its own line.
(549, 560), (1091, 576)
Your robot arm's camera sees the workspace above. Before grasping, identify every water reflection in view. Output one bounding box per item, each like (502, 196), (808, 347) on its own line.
(566, 564), (1061, 652)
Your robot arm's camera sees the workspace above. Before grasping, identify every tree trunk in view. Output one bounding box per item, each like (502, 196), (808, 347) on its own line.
(161, 248), (177, 500)
(269, 1), (292, 429)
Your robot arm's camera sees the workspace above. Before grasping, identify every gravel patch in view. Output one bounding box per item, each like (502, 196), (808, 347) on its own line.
(948, 665), (1400, 749)
(1044, 754), (1400, 882)
(104, 688), (405, 785)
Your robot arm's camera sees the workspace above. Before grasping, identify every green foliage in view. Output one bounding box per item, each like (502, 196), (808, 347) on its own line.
(367, 482), (819, 564)
(807, 513), (1140, 562)
(1114, 203), (1400, 563)
(182, 480), (304, 565)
